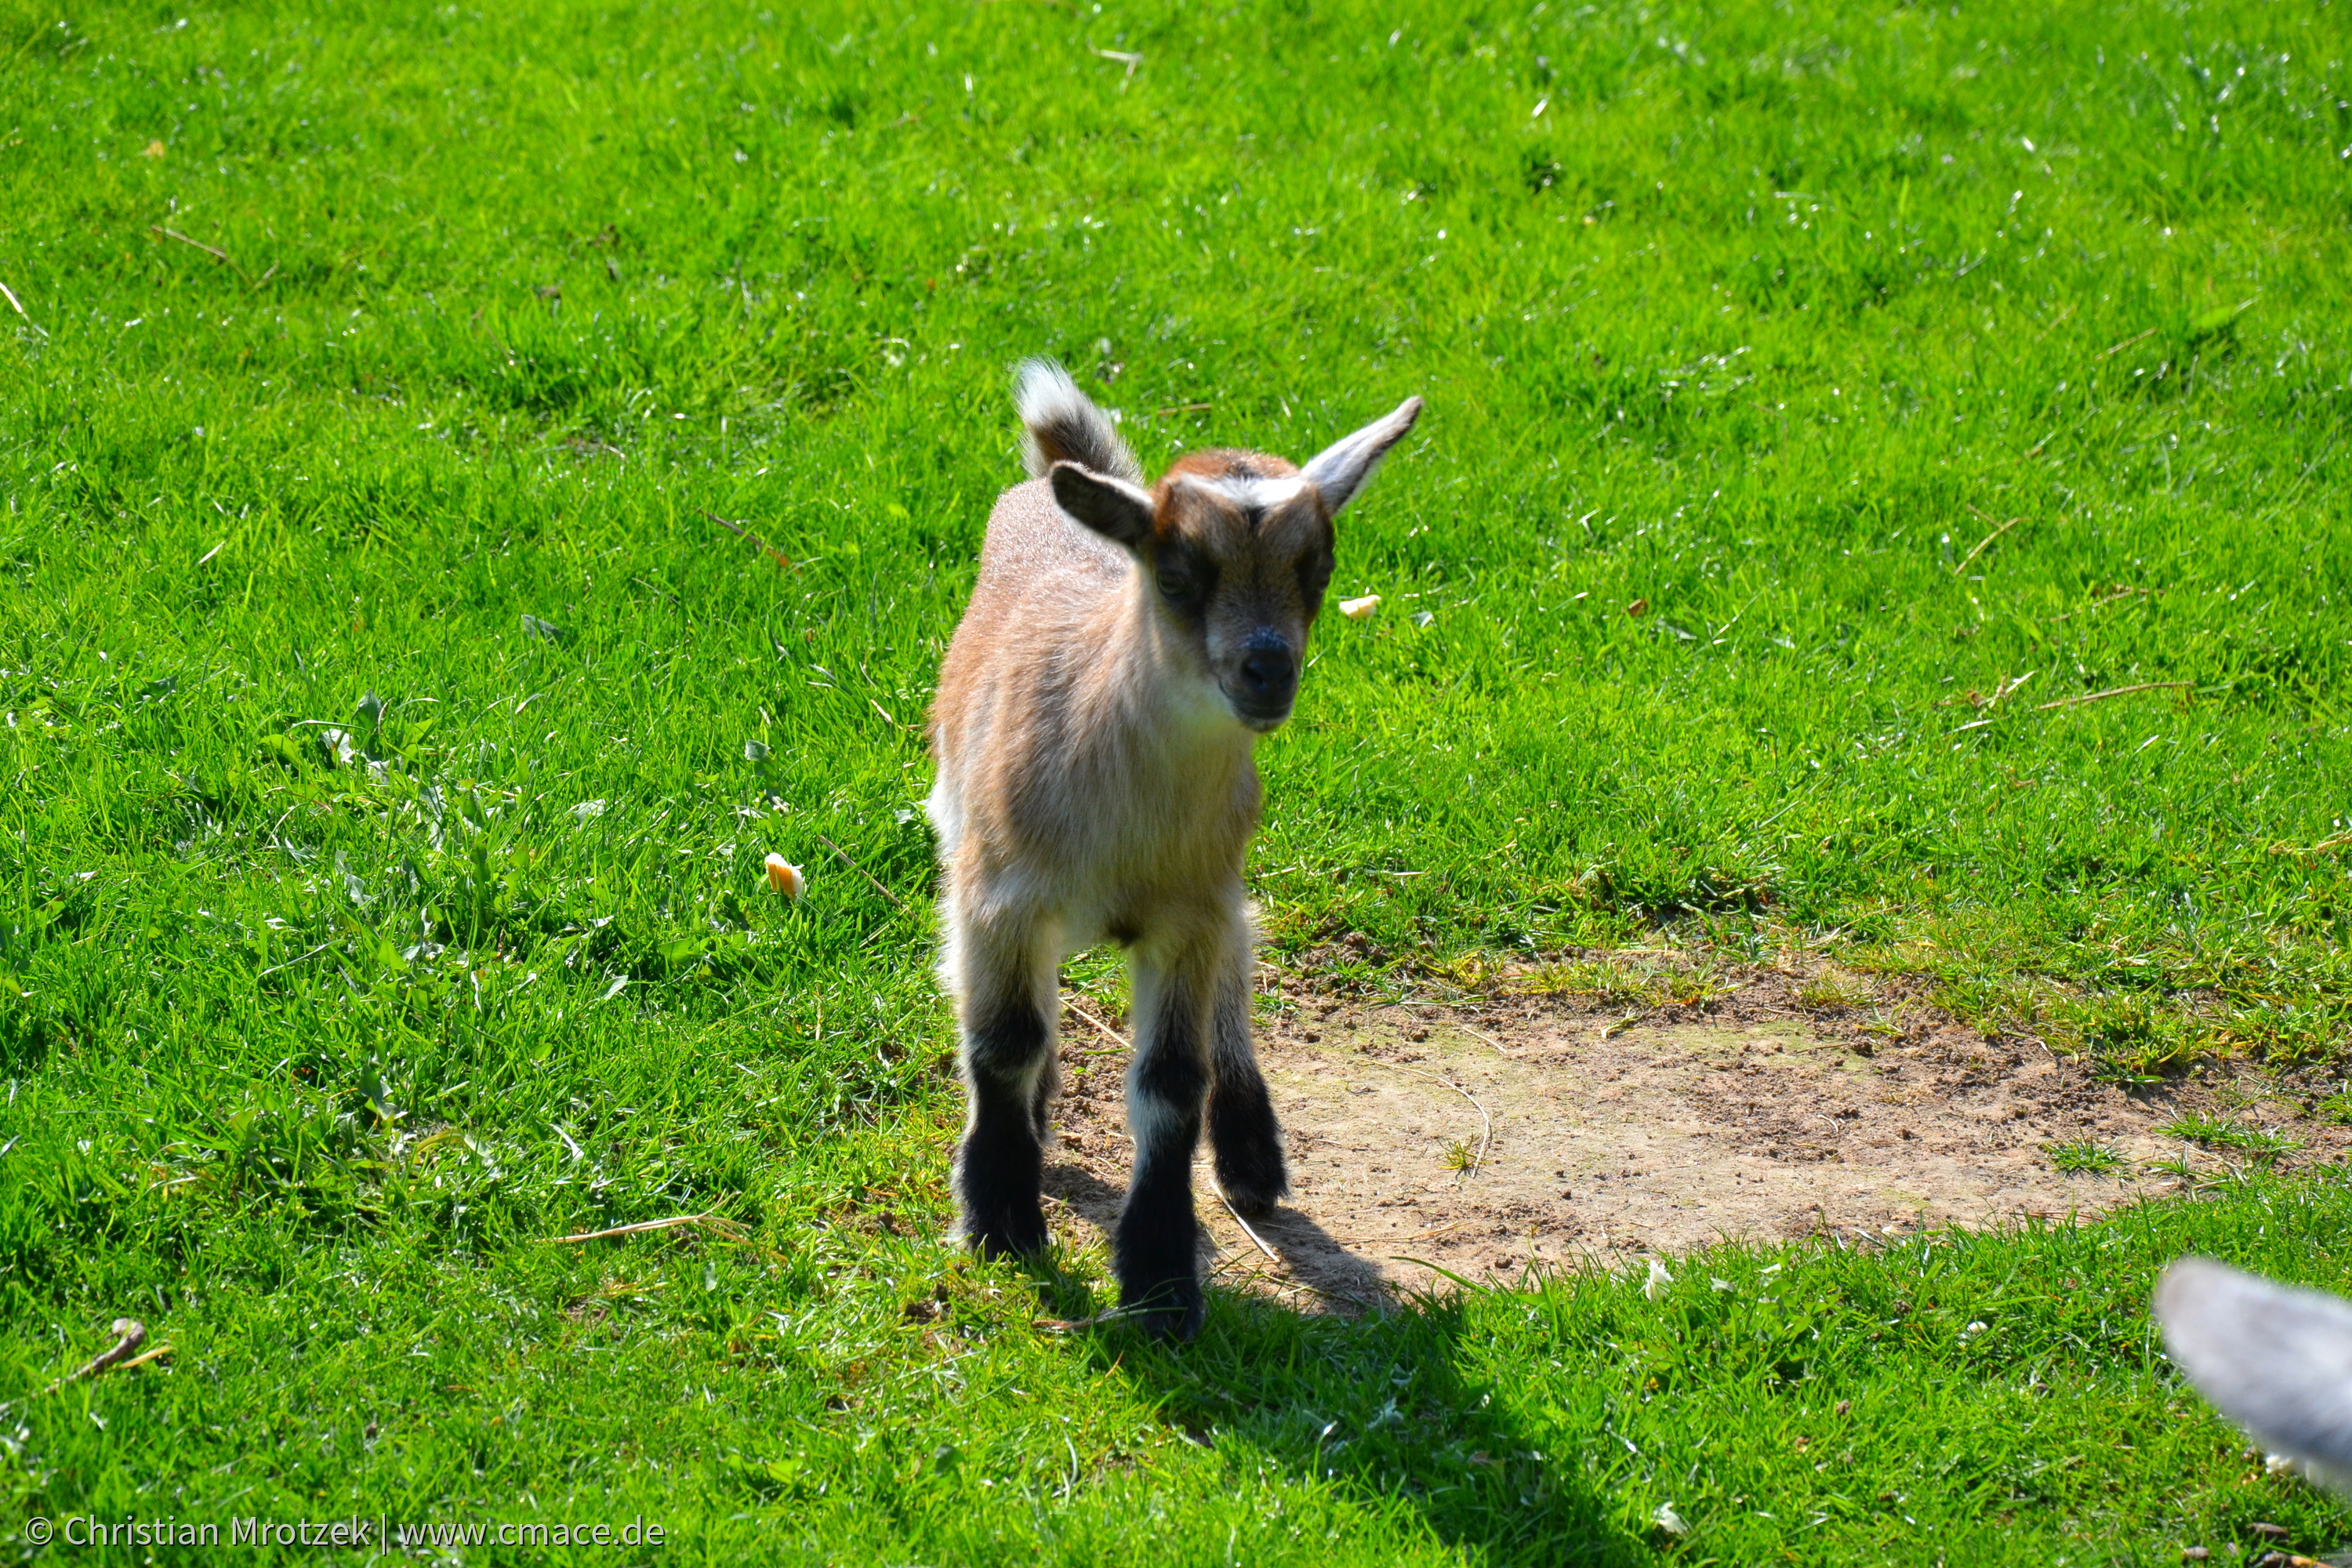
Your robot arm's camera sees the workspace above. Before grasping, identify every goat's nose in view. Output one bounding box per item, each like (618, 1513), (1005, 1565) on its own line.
(1239, 640), (1296, 699)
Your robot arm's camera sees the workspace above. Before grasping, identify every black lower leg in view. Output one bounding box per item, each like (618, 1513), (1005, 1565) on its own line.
(1207, 964), (1287, 1214)
(1116, 1046), (1209, 1339)
(1208, 1055), (1287, 1217)
(956, 1002), (1051, 1258)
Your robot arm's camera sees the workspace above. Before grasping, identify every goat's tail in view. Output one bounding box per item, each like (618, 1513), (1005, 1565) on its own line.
(1013, 359), (1142, 483)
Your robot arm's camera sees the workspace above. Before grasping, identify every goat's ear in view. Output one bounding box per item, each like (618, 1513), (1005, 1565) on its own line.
(1050, 461), (1156, 551)
(1302, 395), (1423, 516)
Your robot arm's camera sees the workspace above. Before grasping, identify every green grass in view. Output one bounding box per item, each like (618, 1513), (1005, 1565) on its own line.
(5, 0), (2352, 1558)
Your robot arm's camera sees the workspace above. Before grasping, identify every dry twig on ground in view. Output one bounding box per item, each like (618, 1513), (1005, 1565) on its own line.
(699, 510), (793, 569)
(1955, 507), (2024, 575)
(1213, 1186), (1283, 1262)
(34, 1318), (152, 1399)
(2035, 681), (2193, 710)
(1367, 1061), (1493, 1178)
(1063, 995), (1127, 1049)
(812, 832), (909, 913)
(541, 1211), (746, 1246)
(1456, 1022), (1523, 1060)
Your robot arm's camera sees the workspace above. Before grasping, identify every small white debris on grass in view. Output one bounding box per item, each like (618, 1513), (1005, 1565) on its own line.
(1652, 1501), (1690, 1536)
(764, 854), (805, 899)
(1643, 1258), (1671, 1301)
(1338, 593), (1381, 619)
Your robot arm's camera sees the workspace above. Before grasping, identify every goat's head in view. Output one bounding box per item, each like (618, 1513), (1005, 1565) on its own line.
(1049, 396), (1421, 731)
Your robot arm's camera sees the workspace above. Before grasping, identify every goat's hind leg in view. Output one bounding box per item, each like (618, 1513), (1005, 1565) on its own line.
(1207, 922), (1287, 1218)
(949, 913), (1058, 1259)
(1117, 942), (1217, 1339)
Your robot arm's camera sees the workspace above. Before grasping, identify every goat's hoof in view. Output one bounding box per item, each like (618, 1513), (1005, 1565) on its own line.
(964, 1209), (1048, 1260)
(1120, 1276), (1205, 1341)
(1210, 1101), (1287, 1217)
(1214, 1171), (1287, 1221)
(1212, 1149), (1289, 1219)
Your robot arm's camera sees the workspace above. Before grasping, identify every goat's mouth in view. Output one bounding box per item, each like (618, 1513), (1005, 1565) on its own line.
(1227, 697), (1294, 733)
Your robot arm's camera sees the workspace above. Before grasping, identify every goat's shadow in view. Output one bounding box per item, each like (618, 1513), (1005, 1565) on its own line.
(1039, 1158), (1645, 1566)
(1044, 1159), (1387, 1305)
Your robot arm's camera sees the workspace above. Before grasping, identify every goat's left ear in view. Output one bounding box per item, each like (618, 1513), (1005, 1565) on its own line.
(1302, 395), (1423, 516)
(1050, 462), (1156, 552)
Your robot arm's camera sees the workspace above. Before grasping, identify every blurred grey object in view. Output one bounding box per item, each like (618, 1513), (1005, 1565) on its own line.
(2157, 1256), (2352, 1494)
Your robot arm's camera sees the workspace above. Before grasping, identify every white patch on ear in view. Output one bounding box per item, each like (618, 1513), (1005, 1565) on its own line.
(1301, 395), (1424, 515)
(2156, 1256), (2352, 1490)
(1048, 462), (1156, 551)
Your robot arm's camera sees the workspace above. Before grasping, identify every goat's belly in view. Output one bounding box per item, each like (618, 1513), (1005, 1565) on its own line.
(1056, 891), (1152, 953)
(1051, 856), (1243, 955)
(949, 757), (1251, 946)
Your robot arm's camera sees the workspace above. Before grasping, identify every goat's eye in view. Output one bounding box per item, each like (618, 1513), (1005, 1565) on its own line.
(1297, 550), (1334, 609)
(1154, 546), (1211, 606)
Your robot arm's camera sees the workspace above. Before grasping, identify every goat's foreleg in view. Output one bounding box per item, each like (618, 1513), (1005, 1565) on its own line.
(1118, 935), (1219, 1338)
(948, 910), (1058, 1259)
(1207, 914), (1287, 1217)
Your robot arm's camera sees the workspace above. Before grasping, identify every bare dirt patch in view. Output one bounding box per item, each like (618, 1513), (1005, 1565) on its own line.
(1040, 964), (2350, 1309)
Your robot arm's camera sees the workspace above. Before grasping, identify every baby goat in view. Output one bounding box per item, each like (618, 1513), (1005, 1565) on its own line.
(927, 361), (1421, 1338)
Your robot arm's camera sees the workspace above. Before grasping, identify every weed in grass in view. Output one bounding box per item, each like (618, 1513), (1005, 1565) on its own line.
(1795, 969), (1877, 1012)
(1511, 957), (1667, 1008)
(1671, 967), (1744, 1007)
(2161, 1114), (2305, 1164)
(2045, 1139), (2127, 1176)
(2053, 991), (2205, 1081)
(1508, 956), (1745, 1011)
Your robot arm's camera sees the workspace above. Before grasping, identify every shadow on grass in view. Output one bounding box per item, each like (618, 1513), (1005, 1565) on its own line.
(1037, 1173), (1650, 1566)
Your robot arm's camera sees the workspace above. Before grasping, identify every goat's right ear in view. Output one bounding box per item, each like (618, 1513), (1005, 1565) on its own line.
(1050, 462), (1156, 552)
(1303, 395), (1422, 517)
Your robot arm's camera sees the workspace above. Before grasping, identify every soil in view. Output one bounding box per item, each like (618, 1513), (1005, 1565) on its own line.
(1038, 961), (2350, 1311)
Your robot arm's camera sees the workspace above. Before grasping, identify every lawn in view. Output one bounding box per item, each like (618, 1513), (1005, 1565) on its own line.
(3, 0), (2351, 1559)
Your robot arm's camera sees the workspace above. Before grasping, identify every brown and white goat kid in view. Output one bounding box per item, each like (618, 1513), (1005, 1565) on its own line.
(927, 361), (1421, 1338)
